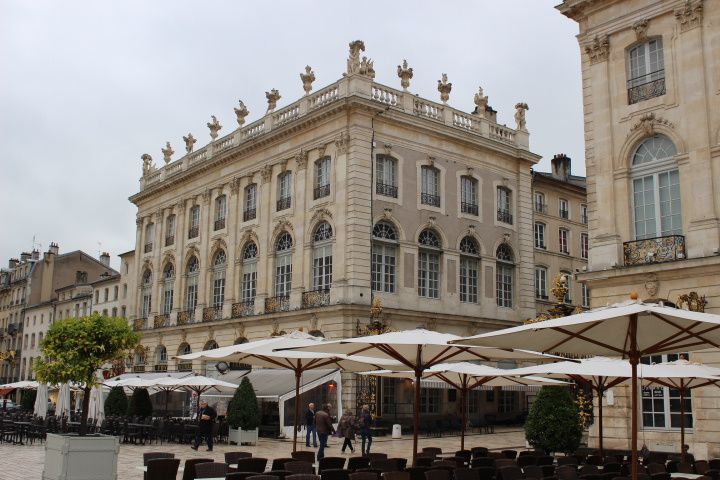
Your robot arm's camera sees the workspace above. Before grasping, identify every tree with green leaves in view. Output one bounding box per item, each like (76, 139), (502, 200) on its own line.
(35, 313), (139, 435)
(104, 387), (128, 416)
(227, 377), (260, 430)
(127, 388), (153, 418)
(525, 386), (583, 454)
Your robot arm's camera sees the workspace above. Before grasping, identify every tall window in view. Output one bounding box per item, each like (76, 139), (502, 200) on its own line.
(162, 263), (174, 315)
(581, 233), (589, 259)
(535, 267), (548, 300)
(185, 256), (199, 312)
(559, 199), (569, 219)
(641, 353), (692, 429)
(165, 214), (176, 246)
(421, 166), (440, 207)
(376, 155), (398, 198)
(241, 242), (258, 302)
(154, 346), (167, 371)
(561, 271), (573, 303)
(496, 244), (514, 308)
(144, 223), (155, 253)
(459, 236), (479, 303)
(628, 39), (665, 104)
(534, 192), (546, 213)
(581, 204), (588, 224)
(372, 222), (397, 293)
(420, 388), (441, 413)
(418, 229), (441, 299)
(559, 228), (570, 254)
(632, 135), (681, 239)
(534, 222), (546, 249)
(214, 195), (227, 230)
(314, 157), (331, 199)
(581, 283), (590, 308)
(497, 187), (513, 224)
(312, 223), (333, 290)
(244, 184), (257, 221)
(141, 269), (152, 319)
(460, 176), (478, 215)
(275, 233), (293, 297)
(211, 250), (226, 308)
(277, 172), (292, 211)
(188, 205), (200, 239)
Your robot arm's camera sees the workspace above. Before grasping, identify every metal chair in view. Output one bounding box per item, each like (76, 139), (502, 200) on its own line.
(195, 462), (229, 479)
(146, 458), (180, 480)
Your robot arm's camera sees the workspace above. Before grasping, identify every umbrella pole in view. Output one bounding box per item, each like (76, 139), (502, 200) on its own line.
(413, 369), (421, 467)
(598, 386), (604, 458)
(293, 370), (301, 453)
(630, 314), (639, 480)
(680, 385), (686, 463)
(460, 386), (467, 452)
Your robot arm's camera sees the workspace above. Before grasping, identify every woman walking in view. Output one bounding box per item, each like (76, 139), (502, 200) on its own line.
(339, 406), (357, 453)
(358, 404), (373, 455)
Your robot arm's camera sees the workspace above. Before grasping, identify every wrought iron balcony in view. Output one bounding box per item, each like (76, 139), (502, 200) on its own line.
(153, 364), (168, 372)
(376, 182), (398, 198)
(231, 300), (255, 318)
(314, 184), (330, 200)
(153, 314), (169, 328)
(203, 306), (223, 322)
(165, 235), (175, 247)
(143, 242), (153, 254)
(497, 209), (513, 224)
(214, 218), (226, 231)
(461, 202), (479, 216)
(623, 235), (686, 266)
(559, 209), (569, 219)
(177, 362), (193, 372)
(132, 365), (146, 373)
(277, 196), (291, 211)
(421, 193), (441, 207)
(243, 208), (256, 222)
(628, 72), (666, 105)
(177, 309), (195, 325)
(188, 225), (199, 239)
(302, 289), (331, 309)
(535, 203), (547, 213)
(133, 318), (146, 331)
(265, 295), (290, 313)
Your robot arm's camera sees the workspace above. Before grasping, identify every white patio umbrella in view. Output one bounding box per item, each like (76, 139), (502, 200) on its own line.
(87, 385), (105, 424)
(453, 301), (720, 480)
(177, 330), (403, 452)
(361, 362), (568, 450)
(282, 327), (562, 464)
(34, 383), (49, 418)
(153, 375), (239, 402)
(56, 383), (72, 417)
(0, 380), (39, 389)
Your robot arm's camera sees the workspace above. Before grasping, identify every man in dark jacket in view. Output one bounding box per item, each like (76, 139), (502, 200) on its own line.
(305, 402), (318, 447)
(191, 400), (217, 451)
(314, 403), (335, 460)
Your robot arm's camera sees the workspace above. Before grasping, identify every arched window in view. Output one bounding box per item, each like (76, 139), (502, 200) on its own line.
(372, 222), (398, 293)
(496, 244), (514, 308)
(154, 345), (168, 371)
(185, 256), (199, 314)
(141, 269), (152, 319)
(162, 263), (174, 315)
(241, 242), (258, 304)
(312, 223), (333, 291)
(459, 236), (479, 303)
(274, 233), (293, 301)
(204, 340), (219, 351)
(211, 250), (226, 308)
(177, 343), (192, 371)
(133, 347), (146, 372)
(631, 135), (681, 239)
(418, 229), (441, 298)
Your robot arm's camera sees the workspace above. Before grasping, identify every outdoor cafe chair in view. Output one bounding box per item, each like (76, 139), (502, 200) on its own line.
(321, 469), (351, 480)
(292, 452), (317, 464)
(146, 458), (180, 480)
(424, 469), (450, 480)
(286, 462), (315, 475)
(182, 458), (214, 480)
(195, 462), (229, 479)
(286, 475), (321, 480)
(248, 476), (280, 480)
(227, 473), (267, 480)
(319, 458), (347, 473)
(453, 468), (479, 480)
(383, 472), (410, 480)
(347, 458), (370, 471)
(272, 459), (296, 471)
(350, 472), (380, 480)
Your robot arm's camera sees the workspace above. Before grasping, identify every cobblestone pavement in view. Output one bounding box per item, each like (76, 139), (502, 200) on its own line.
(0, 428), (526, 480)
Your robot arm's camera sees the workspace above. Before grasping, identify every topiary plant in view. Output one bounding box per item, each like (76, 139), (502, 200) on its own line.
(227, 377), (260, 430)
(127, 388), (153, 418)
(104, 386), (128, 416)
(21, 389), (37, 411)
(525, 386), (583, 454)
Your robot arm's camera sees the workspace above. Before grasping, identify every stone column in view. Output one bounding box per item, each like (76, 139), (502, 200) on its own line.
(256, 165), (274, 313)
(150, 210), (163, 319)
(131, 216), (143, 322)
(197, 190), (212, 311)
(516, 167), (536, 320)
(225, 178), (241, 315)
(293, 152), (309, 307)
(173, 200), (187, 322)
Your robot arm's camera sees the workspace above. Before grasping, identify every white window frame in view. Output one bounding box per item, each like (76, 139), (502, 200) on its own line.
(628, 39), (665, 88)
(581, 233), (589, 259)
(163, 266), (174, 315)
(185, 258), (199, 312)
(459, 255), (478, 303)
(559, 198), (569, 219)
(641, 353), (692, 430)
(421, 166), (440, 207)
(535, 267), (548, 300)
(376, 155), (398, 197)
(460, 176), (478, 214)
(559, 228), (570, 255)
(312, 224), (333, 291)
(241, 243), (258, 303)
(534, 222), (546, 249)
(581, 283), (590, 308)
(211, 251), (226, 308)
(215, 195), (227, 222)
(534, 192), (546, 213)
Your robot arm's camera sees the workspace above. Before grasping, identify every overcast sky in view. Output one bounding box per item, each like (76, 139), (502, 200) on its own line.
(0, 0), (582, 270)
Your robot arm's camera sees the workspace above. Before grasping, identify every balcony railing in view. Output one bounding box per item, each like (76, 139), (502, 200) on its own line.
(497, 209), (513, 224)
(165, 235), (175, 247)
(623, 235), (686, 266)
(376, 183), (398, 198)
(177, 309), (195, 325)
(243, 208), (256, 222)
(421, 193), (441, 207)
(231, 300), (255, 318)
(132, 365), (146, 373)
(461, 202), (479, 216)
(143, 243), (153, 254)
(153, 314), (169, 328)
(628, 71), (666, 105)
(536, 293), (549, 301)
(277, 196), (291, 211)
(534, 203), (547, 213)
(153, 364), (168, 372)
(188, 226), (199, 239)
(581, 214), (588, 225)
(133, 318), (146, 331)
(302, 289), (331, 309)
(177, 362), (193, 372)
(214, 218), (226, 231)
(314, 184), (330, 200)
(265, 295), (290, 313)
(203, 306), (223, 322)
(559, 209), (569, 219)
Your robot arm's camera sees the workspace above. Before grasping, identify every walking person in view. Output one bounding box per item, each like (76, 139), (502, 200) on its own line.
(191, 400), (217, 451)
(339, 406), (356, 453)
(315, 403), (335, 460)
(305, 402), (318, 447)
(358, 404), (373, 455)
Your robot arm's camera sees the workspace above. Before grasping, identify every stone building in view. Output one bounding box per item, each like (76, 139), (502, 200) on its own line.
(127, 41), (541, 418)
(558, 0), (720, 458)
(532, 154), (588, 313)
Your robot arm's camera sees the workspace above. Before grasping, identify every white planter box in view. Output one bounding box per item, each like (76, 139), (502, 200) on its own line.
(229, 427), (259, 445)
(43, 433), (119, 480)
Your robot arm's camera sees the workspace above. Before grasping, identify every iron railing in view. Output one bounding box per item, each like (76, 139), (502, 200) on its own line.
(243, 208), (256, 222)
(231, 300), (255, 318)
(154, 314), (169, 328)
(203, 306), (223, 322)
(314, 184), (330, 200)
(214, 218), (226, 231)
(559, 209), (569, 219)
(623, 235), (685, 266)
(497, 209), (513, 224)
(132, 365), (146, 373)
(628, 72), (666, 104)
(133, 318), (146, 331)
(581, 214), (588, 225)
(265, 295), (290, 313)
(165, 235), (175, 247)
(302, 289), (331, 308)
(177, 309), (195, 325)
(188, 226), (199, 239)
(461, 202), (479, 216)
(177, 362), (193, 372)
(277, 196), (291, 211)
(421, 193), (441, 207)
(534, 203), (547, 213)
(153, 364), (168, 372)
(376, 183), (398, 198)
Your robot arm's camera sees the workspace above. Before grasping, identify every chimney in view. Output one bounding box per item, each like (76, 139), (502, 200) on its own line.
(99, 252), (110, 267)
(31, 250), (40, 261)
(8, 258), (19, 269)
(551, 153), (572, 181)
(48, 243), (59, 255)
(20, 252), (31, 262)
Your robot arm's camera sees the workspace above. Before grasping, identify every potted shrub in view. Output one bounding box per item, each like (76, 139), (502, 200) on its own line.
(104, 387), (128, 417)
(227, 377), (260, 445)
(35, 313), (139, 480)
(525, 386), (583, 455)
(127, 388), (153, 418)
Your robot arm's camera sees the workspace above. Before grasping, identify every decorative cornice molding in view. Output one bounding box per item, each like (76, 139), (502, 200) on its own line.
(632, 18), (649, 42)
(675, 0), (703, 32)
(628, 112), (674, 136)
(311, 208), (333, 225)
(584, 35), (609, 65)
(295, 150), (308, 170)
(335, 132), (350, 155)
(260, 164), (273, 184)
